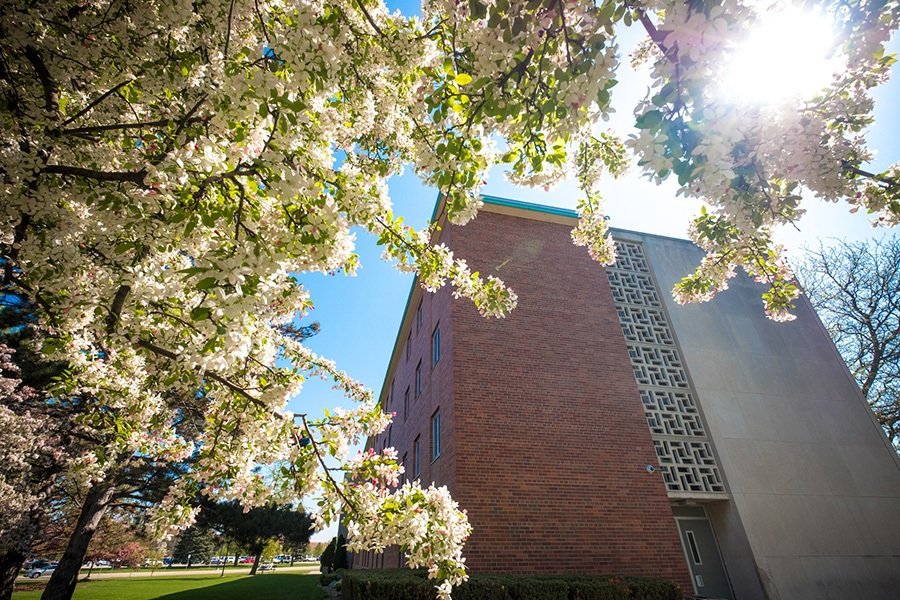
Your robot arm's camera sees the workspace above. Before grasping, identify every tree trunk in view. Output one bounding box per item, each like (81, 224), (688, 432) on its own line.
(249, 553), (261, 576)
(233, 554), (239, 566)
(41, 484), (115, 600)
(0, 549), (25, 600)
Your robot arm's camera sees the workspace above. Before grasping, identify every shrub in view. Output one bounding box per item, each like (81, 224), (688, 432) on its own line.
(339, 570), (683, 600)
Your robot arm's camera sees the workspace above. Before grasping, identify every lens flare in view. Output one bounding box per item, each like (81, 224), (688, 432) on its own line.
(717, 6), (843, 105)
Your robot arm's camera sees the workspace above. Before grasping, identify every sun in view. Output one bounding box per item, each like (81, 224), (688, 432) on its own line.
(717, 6), (843, 105)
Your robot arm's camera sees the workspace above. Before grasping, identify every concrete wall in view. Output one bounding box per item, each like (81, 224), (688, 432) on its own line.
(637, 232), (900, 600)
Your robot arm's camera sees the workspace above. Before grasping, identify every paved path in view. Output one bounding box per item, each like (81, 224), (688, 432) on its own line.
(19, 564), (319, 582)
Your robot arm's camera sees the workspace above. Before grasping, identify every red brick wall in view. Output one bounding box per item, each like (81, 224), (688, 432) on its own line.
(444, 210), (691, 588)
(358, 208), (690, 591)
(362, 252), (458, 570)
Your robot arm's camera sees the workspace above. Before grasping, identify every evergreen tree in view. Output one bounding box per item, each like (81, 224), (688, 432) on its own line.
(172, 527), (217, 567)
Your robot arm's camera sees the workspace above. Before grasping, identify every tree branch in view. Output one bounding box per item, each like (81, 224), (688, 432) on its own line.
(634, 8), (676, 60)
(42, 164), (147, 185)
(61, 79), (134, 126)
(23, 46), (58, 113)
(106, 285), (131, 334)
(62, 116), (205, 135)
(224, 0), (237, 60)
(135, 339), (284, 420)
(354, 0), (385, 37)
(300, 415), (357, 512)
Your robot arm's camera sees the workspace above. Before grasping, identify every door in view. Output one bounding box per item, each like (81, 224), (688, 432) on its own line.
(675, 516), (733, 599)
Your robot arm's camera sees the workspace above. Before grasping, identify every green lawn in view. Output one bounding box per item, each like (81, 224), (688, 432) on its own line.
(77, 562), (317, 573)
(13, 573), (325, 600)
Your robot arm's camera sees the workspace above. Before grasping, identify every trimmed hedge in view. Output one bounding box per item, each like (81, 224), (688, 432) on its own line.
(340, 569), (684, 600)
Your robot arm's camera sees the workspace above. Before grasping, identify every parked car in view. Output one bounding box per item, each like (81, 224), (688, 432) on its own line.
(239, 556), (255, 564)
(23, 559), (51, 570)
(24, 564), (57, 579)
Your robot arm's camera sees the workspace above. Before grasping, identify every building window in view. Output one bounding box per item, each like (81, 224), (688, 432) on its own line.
(432, 324), (441, 367)
(406, 332), (411, 361)
(414, 436), (420, 479)
(404, 387), (410, 421)
(389, 378), (394, 407)
(416, 299), (423, 332)
(415, 361), (423, 397)
(431, 409), (441, 461)
(402, 452), (408, 482)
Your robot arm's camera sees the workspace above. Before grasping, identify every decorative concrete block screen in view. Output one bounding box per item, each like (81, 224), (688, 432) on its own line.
(607, 240), (727, 496)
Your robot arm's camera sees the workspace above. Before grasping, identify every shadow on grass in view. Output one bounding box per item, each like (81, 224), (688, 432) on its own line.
(151, 573), (323, 600)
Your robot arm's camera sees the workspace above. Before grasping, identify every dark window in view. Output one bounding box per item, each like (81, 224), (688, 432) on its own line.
(402, 452), (408, 482)
(415, 361), (422, 397)
(414, 436), (420, 479)
(432, 324), (441, 367)
(431, 409), (441, 461)
(406, 332), (411, 361)
(389, 378), (394, 407)
(686, 530), (703, 565)
(404, 387), (410, 421)
(416, 299), (423, 332)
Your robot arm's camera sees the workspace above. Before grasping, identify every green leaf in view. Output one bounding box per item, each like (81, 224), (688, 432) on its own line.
(454, 73), (473, 86)
(190, 307), (211, 321)
(468, 0), (487, 20)
(635, 110), (663, 130)
(195, 277), (218, 290)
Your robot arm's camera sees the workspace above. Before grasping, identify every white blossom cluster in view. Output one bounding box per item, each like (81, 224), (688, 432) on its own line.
(0, 345), (62, 554)
(627, 0), (899, 317)
(1, 0), (898, 595)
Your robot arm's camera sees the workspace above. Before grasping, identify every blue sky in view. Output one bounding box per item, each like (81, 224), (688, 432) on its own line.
(297, 3), (900, 540)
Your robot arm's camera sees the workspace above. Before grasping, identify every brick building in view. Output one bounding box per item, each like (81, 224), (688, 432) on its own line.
(352, 196), (900, 600)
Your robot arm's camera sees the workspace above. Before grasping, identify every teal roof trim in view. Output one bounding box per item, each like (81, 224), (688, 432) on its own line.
(481, 194), (578, 219)
(430, 192), (579, 223)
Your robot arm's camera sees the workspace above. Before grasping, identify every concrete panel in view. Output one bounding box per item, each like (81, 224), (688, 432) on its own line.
(628, 231), (900, 600)
(706, 501), (766, 600)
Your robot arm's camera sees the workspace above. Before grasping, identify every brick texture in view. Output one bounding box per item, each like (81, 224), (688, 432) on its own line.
(357, 209), (691, 591)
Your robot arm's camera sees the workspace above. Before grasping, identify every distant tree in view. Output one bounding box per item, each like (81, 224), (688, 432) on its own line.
(797, 237), (900, 451)
(196, 501), (312, 576)
(172, 526), (218, 567)
(83, 517), (151, 571)
(260, 539), (282, 564)
(111, 542), (147, 569)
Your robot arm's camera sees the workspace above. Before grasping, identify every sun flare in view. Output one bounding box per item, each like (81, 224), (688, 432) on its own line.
(718, 6), (844, 105)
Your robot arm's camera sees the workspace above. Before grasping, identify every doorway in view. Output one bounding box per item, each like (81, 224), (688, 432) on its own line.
(673, 507), (733, 599)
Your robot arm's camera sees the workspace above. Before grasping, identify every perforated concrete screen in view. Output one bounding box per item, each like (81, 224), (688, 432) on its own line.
(607, 240), (727, 496)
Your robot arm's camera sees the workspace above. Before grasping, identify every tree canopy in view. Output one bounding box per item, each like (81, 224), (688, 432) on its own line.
(195, 499), (312, 574)
(1, 0), (898, 597)
(797, 236), (900, 451)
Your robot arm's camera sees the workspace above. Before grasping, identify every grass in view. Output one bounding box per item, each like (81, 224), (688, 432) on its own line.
(13, 572), (325, 600)
(77, 562), (317, 573)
